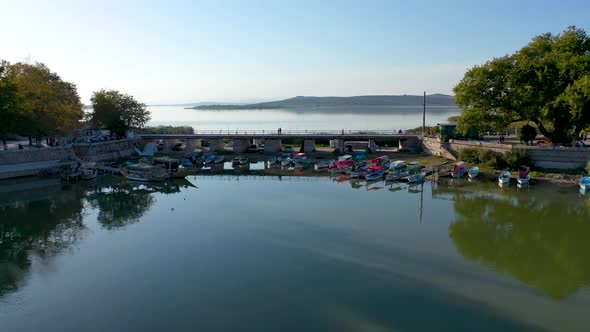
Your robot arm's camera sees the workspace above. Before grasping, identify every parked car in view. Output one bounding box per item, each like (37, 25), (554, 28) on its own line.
(283, 145), (294, 153)
(248, 144), (260, 153)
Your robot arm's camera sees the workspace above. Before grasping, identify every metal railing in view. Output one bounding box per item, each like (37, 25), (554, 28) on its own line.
(138, 129), (411, 136)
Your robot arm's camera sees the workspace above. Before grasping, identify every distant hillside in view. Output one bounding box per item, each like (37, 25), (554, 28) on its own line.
(190, 94), (456, 110)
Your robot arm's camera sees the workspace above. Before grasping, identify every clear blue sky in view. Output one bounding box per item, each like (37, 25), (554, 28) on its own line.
(2, 0), (589, 104)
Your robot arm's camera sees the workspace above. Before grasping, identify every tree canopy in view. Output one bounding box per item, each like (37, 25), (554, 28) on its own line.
(90, 90), (149, 137)
(454, 26), (590, 144)
(0, 60), (19, 150)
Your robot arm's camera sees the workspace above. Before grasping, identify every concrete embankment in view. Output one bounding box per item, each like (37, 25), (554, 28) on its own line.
(0, 139), (137, 180)
(422, 137), (590, 169)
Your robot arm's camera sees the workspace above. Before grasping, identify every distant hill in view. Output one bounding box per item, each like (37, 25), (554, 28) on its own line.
(189, 94), (456, 110)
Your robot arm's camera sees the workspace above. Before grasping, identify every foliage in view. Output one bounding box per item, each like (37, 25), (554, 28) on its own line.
(90, 90), (149, 137)
(454, 26), (590, 144)
(504, 149), (532, 168)
(138, 126), (194, 134)
(447, 115), (460, 123)
(518, 124), (537, 144)
(458, 148), (480, 164)
(0, 60), (20, 149)
(9, 62), (83, 144)
(478, 149), (506, 169)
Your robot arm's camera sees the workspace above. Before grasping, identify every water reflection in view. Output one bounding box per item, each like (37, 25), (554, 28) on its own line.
(0, 177), (195, 297)
(447, 185), (590, 299)
(0, 179), (86, 297)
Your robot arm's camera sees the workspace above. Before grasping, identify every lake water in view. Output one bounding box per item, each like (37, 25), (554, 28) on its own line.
(1, 174), (589, 332)
(147, 105), (460, 131)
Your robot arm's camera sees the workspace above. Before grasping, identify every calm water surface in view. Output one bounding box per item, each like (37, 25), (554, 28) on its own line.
(147, 105), (460, 131)
(1, 174), (589, 332)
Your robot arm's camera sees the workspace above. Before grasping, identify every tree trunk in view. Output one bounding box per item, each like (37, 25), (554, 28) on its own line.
(28, 136), (32, 146)
(2, 139), (7, 151)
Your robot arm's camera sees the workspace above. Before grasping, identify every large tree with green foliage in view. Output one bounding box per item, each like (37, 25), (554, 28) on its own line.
(10, 62), (83, 145)
(454, 26), (590, 144)
(90, 89), (149, 137)
(0, 60), (20, 150)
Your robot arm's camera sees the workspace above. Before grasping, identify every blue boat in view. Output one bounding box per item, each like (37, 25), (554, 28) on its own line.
(580, 176), (590, 191)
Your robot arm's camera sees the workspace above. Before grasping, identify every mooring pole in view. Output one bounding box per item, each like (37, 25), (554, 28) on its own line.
(422, 91), (426, 139)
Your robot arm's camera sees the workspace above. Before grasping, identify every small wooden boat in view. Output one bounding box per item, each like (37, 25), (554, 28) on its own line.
(580, 176), (590, 191)
(403, 165), (425, 183)
(232, 156), (241, 165)
(498, 171), (511, 185)
(281, 157), (292, 167)
(468, 166), (479, 179)
(316, 159), (335, 169)
(239, 156), (249, 165)
(204, 155), (216, 166)
(517, 166), (531, 186)
(124, 172), (168, 182)
(365, 170), (384, 181)
(214, 156), (225, 164)
(386, 164), (408, 181)
(451, 161), (468, 178)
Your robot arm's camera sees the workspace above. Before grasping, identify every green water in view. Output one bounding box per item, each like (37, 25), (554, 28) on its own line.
(0, 175), (589, 332)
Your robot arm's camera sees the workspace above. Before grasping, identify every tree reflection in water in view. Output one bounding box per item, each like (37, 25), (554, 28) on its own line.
(449, 189), (590, 299)
(0, 177), (193, 297)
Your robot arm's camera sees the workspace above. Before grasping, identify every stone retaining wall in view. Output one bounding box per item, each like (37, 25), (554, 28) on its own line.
(422, 137), (590, 169)
(0, 139), (138, 166)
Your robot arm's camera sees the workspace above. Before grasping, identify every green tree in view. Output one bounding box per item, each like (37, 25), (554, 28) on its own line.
(90, 90), (149, 137)
(454, 26), (590, 144)
(0, 60), (19, 150)
(10, 62), (83, 145)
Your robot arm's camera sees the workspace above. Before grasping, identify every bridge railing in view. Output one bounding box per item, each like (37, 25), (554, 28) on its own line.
(138, 129), (408, 136)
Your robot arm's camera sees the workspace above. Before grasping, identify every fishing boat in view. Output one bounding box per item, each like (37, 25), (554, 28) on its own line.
(214, 156), (225, 164)
(365, 170), (384, 181)
(468, 166), (480, 179)
(239, 156), (249, 165)
(316, 159), (335, 169)
(350, 164), (369, 178)
(232, 156), (241, 165)
(517, 166), (531, 186)
(451, 161), (468, 178)
(580, 176), (590, 191)
(80, 162), (97, 180)
(386, 163), (408, 181)
(124, 171), (169, 182)
(498, 171), (511, 185)
(404, 165), (425, 183)
(281, 157), (292, 167)
(371, 155), (390, 166)
(123, 164), (169, 182)
(204, 155), (216, 166)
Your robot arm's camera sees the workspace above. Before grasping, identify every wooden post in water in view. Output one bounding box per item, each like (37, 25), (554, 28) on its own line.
(422, 91), (426, 139)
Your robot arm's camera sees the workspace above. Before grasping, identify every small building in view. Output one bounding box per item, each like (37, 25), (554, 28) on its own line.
(437, 123), (457, 139)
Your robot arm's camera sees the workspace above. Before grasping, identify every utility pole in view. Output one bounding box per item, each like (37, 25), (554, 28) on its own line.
(422, 91), (426, 139)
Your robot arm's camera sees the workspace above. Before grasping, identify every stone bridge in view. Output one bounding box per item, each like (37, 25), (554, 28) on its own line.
(137, 130), (421, 153)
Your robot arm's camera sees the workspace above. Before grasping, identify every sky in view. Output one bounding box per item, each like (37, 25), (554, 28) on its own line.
(1, 0), (589, 104)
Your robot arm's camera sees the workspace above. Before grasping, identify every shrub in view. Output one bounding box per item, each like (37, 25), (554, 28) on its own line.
(479, 149), (506, 169)
(504, 149), (531, 168)
(518, 124), (537, 144)
(459, 148), (480, 164)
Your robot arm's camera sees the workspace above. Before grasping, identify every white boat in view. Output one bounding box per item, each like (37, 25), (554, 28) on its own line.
(498, 171), (511, 185)
(580, 176), (590, 191)
(124, 172), (168, 182)
(468, 166), (479, 179)
(451, 161), (468, 178)
(517, 166), (531, 186)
